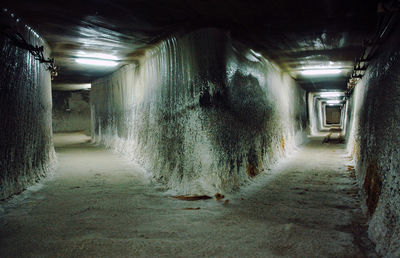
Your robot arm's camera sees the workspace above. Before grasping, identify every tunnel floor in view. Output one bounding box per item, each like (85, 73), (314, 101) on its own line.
(0, 133), (377, 257)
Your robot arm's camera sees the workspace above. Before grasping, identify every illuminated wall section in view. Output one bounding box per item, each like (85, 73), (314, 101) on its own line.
(91, 28), (308, 194)
(0, 15), (55, 199)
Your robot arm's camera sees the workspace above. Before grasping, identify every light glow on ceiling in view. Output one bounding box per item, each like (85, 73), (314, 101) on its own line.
(326, 100), (342, 104)
(250, 49), (262, 58)
(75, 52), (119, 67)
(301, 69), (342, 76)
(77, 52), (118, 60)
(75, 58), (118, 66)
(320, 92), (343, 97)
(52, 83), (91, 91)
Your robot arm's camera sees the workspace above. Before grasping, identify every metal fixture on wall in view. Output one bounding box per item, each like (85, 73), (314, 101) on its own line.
(0, 23), (59, 80)
(345, 0), (400, 97)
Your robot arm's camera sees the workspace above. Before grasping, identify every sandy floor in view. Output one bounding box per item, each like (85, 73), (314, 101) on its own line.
(0, 132), (376, 257)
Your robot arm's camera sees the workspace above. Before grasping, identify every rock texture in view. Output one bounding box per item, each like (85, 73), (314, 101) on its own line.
(91, 28), (307, 194)
(0, 17), (55, 199)
(346, 24), (400, 257)
(52, 90), (91, 135)
(308, 92), (323, 135)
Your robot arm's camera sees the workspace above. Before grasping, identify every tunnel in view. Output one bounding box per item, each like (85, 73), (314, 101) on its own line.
(0, 1), (399, 257)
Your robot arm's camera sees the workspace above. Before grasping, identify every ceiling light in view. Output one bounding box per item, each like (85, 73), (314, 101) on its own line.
(301, 69), (342, 76)
(320, 92), (342, 97)
(52, 83), (91, 91)
(77, 52), (117, 60)
(75, 58), (118, 66)
(250, 49), (262, 58)
(326, 100), (342, 104)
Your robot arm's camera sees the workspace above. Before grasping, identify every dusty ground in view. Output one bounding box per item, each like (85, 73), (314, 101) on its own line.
(0, 132), (376, 257)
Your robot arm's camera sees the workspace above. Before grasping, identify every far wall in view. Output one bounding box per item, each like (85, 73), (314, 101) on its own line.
(52, 90), (91, 135)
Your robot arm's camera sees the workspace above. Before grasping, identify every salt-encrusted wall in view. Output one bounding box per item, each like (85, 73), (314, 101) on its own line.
(0, 15), (55, 199)
(91, 28), (307, 194)
(346, 23), (400, 257)
(308, 92), (323, 135)
(52, 90), (91, 135)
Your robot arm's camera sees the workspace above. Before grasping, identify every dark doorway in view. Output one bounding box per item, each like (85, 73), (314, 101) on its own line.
(326, 106), (341, 124)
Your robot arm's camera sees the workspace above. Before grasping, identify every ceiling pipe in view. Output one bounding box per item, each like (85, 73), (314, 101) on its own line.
(345, 1), (399, 97)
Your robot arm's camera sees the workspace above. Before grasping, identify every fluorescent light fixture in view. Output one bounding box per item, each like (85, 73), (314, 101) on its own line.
(301, 69), (342, 76)
(52, 83), (91, 91)
(320, 92), (342, 98)
(76, 58), (118, 66)
(77, 52), (118, 60)
(75, 52), (119, 67)
(250, 49), (262, 58)
(326, 100), (342, 104)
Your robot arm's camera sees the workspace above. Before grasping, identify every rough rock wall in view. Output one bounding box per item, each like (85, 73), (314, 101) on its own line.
(344, 94), (354, 141)
(0, 17), (55, 199)
(346, 23), (400, 257)
(91, 28), (307, 194)
(308, 92), (323, 135)
(52, 90), (91, 135)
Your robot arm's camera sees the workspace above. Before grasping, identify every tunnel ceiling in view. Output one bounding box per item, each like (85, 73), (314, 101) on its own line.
(2, 0), (378, 90)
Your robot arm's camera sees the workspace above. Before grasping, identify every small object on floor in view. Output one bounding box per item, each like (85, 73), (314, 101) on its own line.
(214, 193), (225, 201)
(224, 200), (230, 205)
(181, 207), (201, 210)
(171, 195), (212, 201)
(323, 132), (332, 143)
